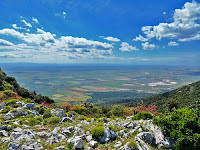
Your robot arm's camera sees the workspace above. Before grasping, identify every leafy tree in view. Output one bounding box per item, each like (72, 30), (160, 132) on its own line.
(110, 105), (124, 116)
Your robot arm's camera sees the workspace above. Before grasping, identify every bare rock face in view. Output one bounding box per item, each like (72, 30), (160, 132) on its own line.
(99, 127), (118, 143)
(51, 108), (65, 118)
(23, 103), (36, 109)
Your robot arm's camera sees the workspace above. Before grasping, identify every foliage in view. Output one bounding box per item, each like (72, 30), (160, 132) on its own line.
(91, 126), (105, 140)
(107, 125), (117, 132)
(2, 106), (11, 113)
(75, 115), (87, 121)
(71, 105), (87, 115)
(48, 117), (61, 124)
(60, 102), (71, 112)
(123, 107), (138, 116)
(128, 81), (200, 113)
(153, 108), (200, 150)
(134, 111), (153, 120)
(67, 142), (74, 150)
(43, 109), (52, 119)
(28, 117), (38, 126)
(136, 105), (157, 115)
(111, 105), (124, 117)
(165, 98), (179, 112)
(128, 140), (137, 150)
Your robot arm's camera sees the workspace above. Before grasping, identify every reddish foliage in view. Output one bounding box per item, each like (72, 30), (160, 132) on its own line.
(39, 102), (52, 109)
(137, 104), (157, 115)
(60, 102), (71, 112)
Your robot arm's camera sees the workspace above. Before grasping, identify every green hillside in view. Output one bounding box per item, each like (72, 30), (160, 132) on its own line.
(0, 68), (54, 104)
(127, 80), (200, 112)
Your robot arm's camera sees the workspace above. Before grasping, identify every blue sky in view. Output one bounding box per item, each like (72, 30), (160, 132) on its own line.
(0, 0), (200, 65)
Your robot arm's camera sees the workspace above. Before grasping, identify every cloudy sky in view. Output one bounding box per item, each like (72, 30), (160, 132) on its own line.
(0, 0), (200, 65)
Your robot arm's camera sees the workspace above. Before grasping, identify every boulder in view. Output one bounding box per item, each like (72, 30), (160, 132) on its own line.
(61, 117), (73, 122)
(86, 135), (93, 142)
(28, 110), (39, 116)
(137, 132), (155, 144)
(37, 131), (51, 138)
(114, 141), (122, 148)
(99, 127), (118, 143)
(90, 140), (98, 148)
(51, 108), (65, 118)
(4, 112), (14, 120)
(7, 143), (20, 150)
(67, 137), (84, 149)
(23, 103), (36, 109)
(0, 130), (8, 136)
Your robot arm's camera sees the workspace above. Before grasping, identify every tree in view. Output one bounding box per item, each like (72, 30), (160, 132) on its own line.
(111, 105), (124, 116)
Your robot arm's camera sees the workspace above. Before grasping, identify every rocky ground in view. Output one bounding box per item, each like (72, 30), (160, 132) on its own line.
(0, 101), (174, 150)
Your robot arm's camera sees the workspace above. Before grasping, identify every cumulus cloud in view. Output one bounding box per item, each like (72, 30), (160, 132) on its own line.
(32, 17), (39, 23)
(119, 42), (138, 52)
(168, 41), (179, 46)
(0, 39), (14, 46)
(21, 19), (32, 27)
(0, 23), (114, 62)
(102, 36), (120, 42)
(163, 12), (166, 15)
(138, 1), (200, 41)
(133, 35), (148, 41)
(142, 42), (157, 50)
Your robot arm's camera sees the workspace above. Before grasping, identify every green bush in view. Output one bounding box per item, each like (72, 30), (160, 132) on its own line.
(153, 108), (200, 150)
(75, 115), (87, 121)
(107, 125), (117, 132)
(96, 122), (104, 127)
(91, 126), (105, 140)
(28, 117), (38, 126)
(2, 106), (11, 113)
(43, 109), (52, 119)
(34, 106), (45, 115)
(48, 117), (60, 124)
(110, 105), (124, 117)
(128, 140), (137, 150)
(36, 116), (43, 123)
(134, 111), (153, 120)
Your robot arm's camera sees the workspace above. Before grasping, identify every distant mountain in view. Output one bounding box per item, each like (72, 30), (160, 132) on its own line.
(127, 81), (200, 112)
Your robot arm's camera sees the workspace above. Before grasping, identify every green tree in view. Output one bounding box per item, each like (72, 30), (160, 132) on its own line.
(110, 105), (124, 116)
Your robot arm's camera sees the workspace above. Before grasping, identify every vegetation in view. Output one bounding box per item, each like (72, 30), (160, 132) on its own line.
(91, 126), (105, 140)
(134, 111), (153, 120)
(153, 108), (200, 150)
(127, 81), (200, 113)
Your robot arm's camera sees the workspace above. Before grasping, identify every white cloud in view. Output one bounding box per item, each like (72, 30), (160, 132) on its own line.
(0, 28), (24, 39)
(102, 36), (120, 42)
(163, 12), (166, 15)
(168, 41), (179, 46)
(0, 39), (14, 46)
(32, 17), (39, 23)
(133, 35), (148, 41)
(63, 12), (66, 15)
(139, 1), (200, 41)
(12, 24), (25, 30)
(119, 42), (138, 52)
(21, 19), (32, 27)
(142, 42), (157, 50)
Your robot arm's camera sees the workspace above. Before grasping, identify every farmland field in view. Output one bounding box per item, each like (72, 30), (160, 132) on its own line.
(1, 63), (200, 106)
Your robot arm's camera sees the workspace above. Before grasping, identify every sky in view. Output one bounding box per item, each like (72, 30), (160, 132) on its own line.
(0, 0), (200, 65)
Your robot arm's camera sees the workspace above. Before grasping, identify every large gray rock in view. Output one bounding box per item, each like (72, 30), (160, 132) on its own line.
(28, 110), (39, 116)
(51, 108), (65, 118)
(137, 132), (155, 144)
(99, 127), (118, 143)
(68, 137), (84, 149)
(21, 142), (43, 150)
(0, 130), (8, 136)
(86, 135), (93, 142)
(61, 117), (73, 122)
(4, 112), (14, 120)
(0, 102), (6, 109)
(46, 133), (66, 144)
(74, 127), (84, 136)
(10, 129), (35, 142)
(7, 143), (20, 150)
(37, 131), (51, 139)
(90, 140), (98, 148)
(23, 103), (36, 109)
(16, 101), (25, 107)
(12, 110), (28, 117)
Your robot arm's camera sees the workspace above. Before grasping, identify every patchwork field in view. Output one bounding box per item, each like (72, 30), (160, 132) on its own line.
(1, 64), (200, 106)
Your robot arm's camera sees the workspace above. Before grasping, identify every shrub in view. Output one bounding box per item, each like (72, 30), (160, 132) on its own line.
(134, 111), (153, 120)
(34, 106), (45, 115)
(111, 105), (124, 117)
(96, 122), (104, 127)
(75, 115), (87, 121)
(153, 108), (200, 150)
(91, 126), (105, 140)
(48, 117), (60, 124)
(28, 117), (38, 126)
(67, 142), (74, 150)
(128, 140), (137, 150)
(2, 106), (11, 113)
(60, 102), (71, 112)
(36, 116), (43, 123)
(137, 105), (157, 115)
(71, 105), (87, 115)
(43, 109), (52, 119)
(107, 125), (117, 132)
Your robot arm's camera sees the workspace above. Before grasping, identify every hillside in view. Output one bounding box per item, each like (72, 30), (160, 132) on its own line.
(127, 80), (200, 112)
(0, 68), (54, 104)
